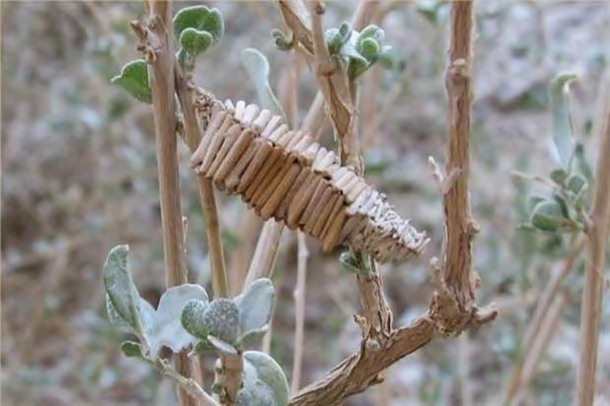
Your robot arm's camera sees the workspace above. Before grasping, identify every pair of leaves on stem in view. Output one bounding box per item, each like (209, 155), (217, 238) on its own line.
(181, 278), (275, 355)
(522, 72), (591, 235)
(111, 6), (223, 103)
(527, 172), (588, 233)
(103, 245), (274, 358)
(325, 23), (399, 80)
(103, 245), (287, 404)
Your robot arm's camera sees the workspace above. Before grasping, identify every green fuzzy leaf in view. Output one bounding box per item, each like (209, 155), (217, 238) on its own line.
(567, 173), (588, 206)
(530, 199), (567, 232)
(235, 279), (275, 339)
(358, 24), (385, 44)
(120, 341), (144, 358)
(179, 28), (213, 57)
(358, 37), (380, 61)
(137, 284), (208, 358)
(181, 299), (210, 339)
(243, 351), (289, 406)
(201, 298), (240, 343)
(526, 195), (546, 213)
(103, 245), (142, 334)
(207, 335), (238, 355)
(236, 326), (269, 349)
(173, 5), (223, 43)
(339, 251), (361, 273)
(272, 29), (293, 51)
(567, 174), (587, 197)
(550, 72), (577, 167)
(111, 60), (151, 103)
(416, 0), (450, 25)
(241, 48), (284, 116)
(189, 338), (216, 355)
(236, 381), (276, 406)
(325, 22), (352, 55)
(550, 168), (568, 186)
(106, 294), (133, 332)
(574, 143), (593, 181)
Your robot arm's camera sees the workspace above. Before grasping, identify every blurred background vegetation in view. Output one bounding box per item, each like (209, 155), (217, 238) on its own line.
(2, 1), (609, 405)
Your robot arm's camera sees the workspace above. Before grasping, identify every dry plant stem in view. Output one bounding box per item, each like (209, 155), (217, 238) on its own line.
(442, 0), (477, 306)
(281, 0), (380, 141)
(175, 65), (229, 298)
(509, 295), (566, 405)
(243, 221), (283, 289)
(143, 3), (196, 405)
(458, 334), (473, 406)
(291, 232), (309, 393)
(576, 71), (610, 406)
(156, 359), (219, 406)
(285, 1), (495, 404)
(504, 235), (585, 402)
(290, 318), (435, 405)
(308, 1), (361, 171)
(175, 70), (239, 406)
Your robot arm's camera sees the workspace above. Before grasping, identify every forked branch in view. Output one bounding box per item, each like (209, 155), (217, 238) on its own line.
(280, 1), (495, 404)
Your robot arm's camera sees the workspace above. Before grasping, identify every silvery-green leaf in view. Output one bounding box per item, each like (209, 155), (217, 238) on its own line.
(416, 0), (450, 25)
(241, 48), (283, 116)
(237, 326), (268, 349)
(145, 284), (208, 358)
(138, 298), (156, 341)
(106, 294), (133, 332)
(377, 46), (403, 71)
(189, 338), (215, 355)
(102, 245), (142, 334)
(358, 24), (384, 44)
(243, 351), (289, 406)
(111, 60), (152, 103)
(181, 299), (209, 339)
(358, 37), (380, 61)
(179, 28), (213, 57)
(120, 341), (144, 358)
(526, 196), (545, 213)
(339, 251), (361, 273)
(550, 72), (577, 167)
(236, 381), (276, 406)
(325, 22), (351, 55)
(173, 5), (224, 43)
(567, 174), (587, 196)
(201, 298), (239, 343)
(235, 279), (275, 337)
(574, 143), (592, 181)
(339, 38), (368, 65)
(567, 174), (588, 205)
(272, 29), (293, 51)
(530, 199), (566, 232)
(550, 168), (568, 186)
(207, 335), (237, 355)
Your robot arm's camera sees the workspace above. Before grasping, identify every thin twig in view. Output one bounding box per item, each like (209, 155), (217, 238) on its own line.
(175, 64), (229, 298)
(504, 235), (585, 402)
(441, 0), (478, 306)
(143, 3), (196, 405)
(576, 70), (610, 406)
(291, 232), (309, 393)
(156, 358), (219, 406)
(510, 295), (566, 405)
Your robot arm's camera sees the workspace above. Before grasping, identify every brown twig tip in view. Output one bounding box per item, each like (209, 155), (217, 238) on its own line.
(130, 20), (147, 40)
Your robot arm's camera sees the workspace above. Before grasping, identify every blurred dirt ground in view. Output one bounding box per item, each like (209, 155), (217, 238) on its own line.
(2, 1), (609, 405)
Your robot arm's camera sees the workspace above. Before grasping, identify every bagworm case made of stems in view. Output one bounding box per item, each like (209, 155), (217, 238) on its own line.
(191, 96), (429, 263)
